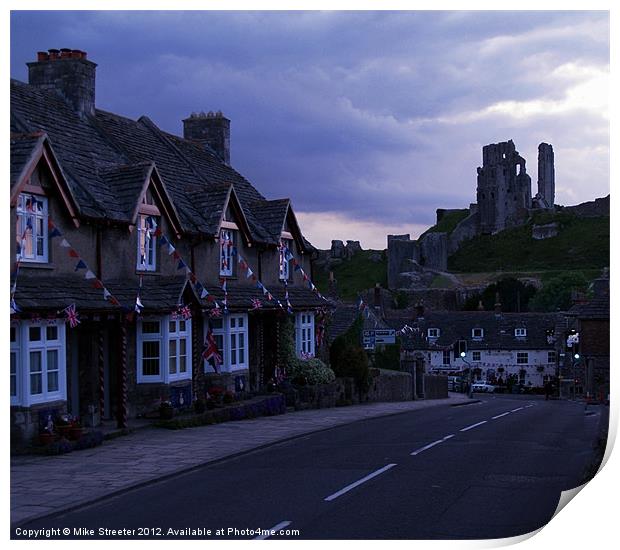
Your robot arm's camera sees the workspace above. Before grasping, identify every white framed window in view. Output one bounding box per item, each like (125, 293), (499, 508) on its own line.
(472, 328), (484, 340)
(295, 312), (315, 357)
(515, 328), (527, 337)
(472, 351), (481, 362)
(168, 318), (191, 382)
(219, 228), (236, 277)
(279, 239), (292, 281)
(16, 193), (48, 263)
(548, 351), (556, 364)
(427, 328), (440, 338)
(10, 324), (20, 406)
(516, 352), (529, 364)
(205, 313), (248, 373)
(11, 321), (67, 406)
(137, 317), (192, 383)
(137, 215), (158, 271)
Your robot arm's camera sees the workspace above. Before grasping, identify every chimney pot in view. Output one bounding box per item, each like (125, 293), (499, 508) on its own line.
(28, 48), (97, 117)
(183, 110), (231, 165)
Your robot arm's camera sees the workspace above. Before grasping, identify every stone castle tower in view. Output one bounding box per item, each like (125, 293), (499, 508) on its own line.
(535, 142), (555, 208)
(476, 140), (532, 234)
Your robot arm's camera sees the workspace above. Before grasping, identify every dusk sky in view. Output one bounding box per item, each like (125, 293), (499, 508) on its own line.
(10, 10), (610, 249)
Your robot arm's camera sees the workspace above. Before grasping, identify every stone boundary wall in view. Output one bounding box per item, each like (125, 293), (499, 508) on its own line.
(285, 368), (413, 409)
(423, 375), (448, 399)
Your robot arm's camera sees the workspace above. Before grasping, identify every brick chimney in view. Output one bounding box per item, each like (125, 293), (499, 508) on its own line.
(27, 49), (96, 118)
(183, 111), (231, 165)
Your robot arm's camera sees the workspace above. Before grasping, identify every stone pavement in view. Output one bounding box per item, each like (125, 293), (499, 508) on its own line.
(11, 393), (473, 526)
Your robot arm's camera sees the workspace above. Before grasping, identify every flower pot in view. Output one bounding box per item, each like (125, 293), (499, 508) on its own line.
(56, 425), (71, 438)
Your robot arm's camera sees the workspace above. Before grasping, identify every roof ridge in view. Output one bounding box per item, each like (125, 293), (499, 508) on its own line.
(137, 116), (213, 187)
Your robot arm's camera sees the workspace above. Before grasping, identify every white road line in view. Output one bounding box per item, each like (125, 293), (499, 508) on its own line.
(511, 407), (524, 412)
(525, 404), (534, 408)
(492, 412), (511, 419)
(254, 520), (292, 540)
(460, 420), (488, 432)
(324, 464), (397, 502)
(411, 440), (444, 456)
(411, 434), (454, 456)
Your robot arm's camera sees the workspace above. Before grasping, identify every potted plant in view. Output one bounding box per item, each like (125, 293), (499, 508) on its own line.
(68, 417), (83, 441)
(207, 386), (224, 405)
(38, 428), (55, 446)
(55, 414), (72, 439)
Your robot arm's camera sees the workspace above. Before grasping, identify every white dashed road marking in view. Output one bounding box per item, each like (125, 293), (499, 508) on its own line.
(492, 412), (511, 419)
(460, 420), (488, 432)
(510, 407), (524, 413)
(324, 464), (397, 502)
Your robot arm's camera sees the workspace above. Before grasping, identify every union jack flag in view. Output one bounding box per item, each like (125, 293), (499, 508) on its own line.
(202, 322), (222, 374)
(209, 307), (222, 318)
(64, 304), (80, 328)
(179, 304), (192, 320)
(251, 298), (263, 310)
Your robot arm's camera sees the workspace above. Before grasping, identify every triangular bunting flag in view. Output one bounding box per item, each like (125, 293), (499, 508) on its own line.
(84, 270), (96, 280)
(60, 238), (71, 248)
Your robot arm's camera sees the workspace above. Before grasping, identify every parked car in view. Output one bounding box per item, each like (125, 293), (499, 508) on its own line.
(472, 381), (496, 393)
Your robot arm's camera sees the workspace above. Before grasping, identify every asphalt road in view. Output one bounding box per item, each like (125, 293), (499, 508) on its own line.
(14, 395), (602, 540)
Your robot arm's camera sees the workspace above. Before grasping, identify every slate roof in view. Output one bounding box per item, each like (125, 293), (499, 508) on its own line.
(193, 283), (327, 311)
(10, 132), (45, 190)
(569, 298), (610, 320)
(327, 304), (360, 342)
(10, 77), (311, 249)
(13, 275), (187, 312)
(385, 311), (560, 351)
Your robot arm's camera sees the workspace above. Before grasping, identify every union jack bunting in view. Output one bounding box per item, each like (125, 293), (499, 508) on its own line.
(251, 298), (263, 310)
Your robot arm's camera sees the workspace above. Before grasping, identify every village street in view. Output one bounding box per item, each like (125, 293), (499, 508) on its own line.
(12, 394), (604, 540)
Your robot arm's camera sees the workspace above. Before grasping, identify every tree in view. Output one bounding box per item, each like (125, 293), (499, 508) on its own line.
(463, 277), (537, 312)
(528, 272), (589, 312)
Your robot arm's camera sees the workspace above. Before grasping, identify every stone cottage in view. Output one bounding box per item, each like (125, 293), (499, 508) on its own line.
(10, 48), (327, 444)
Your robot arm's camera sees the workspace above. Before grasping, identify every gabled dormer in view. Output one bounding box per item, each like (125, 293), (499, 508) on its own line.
(11, 132), (80, 264)
(215, 185), (253, 277)
(100, 162), (182, 272)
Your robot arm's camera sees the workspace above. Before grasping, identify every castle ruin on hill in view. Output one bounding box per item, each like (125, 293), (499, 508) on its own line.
(388, 140), (555, 289)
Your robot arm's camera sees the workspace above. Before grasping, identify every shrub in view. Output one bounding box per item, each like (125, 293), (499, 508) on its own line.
(223, 391), (235, 405)
(288, 357), (335, 385)
(193, 399), (206, 414)
(333, 345), (370, 391)
(373, 343), (401, 371)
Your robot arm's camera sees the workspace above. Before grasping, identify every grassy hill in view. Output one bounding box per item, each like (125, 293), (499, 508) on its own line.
(419, 209), (469, 239)
(314, 250), (387, 301)
(448, 211), (609, 272)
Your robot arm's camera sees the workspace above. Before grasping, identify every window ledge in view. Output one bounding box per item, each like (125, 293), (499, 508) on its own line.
(19, 263), (54, 270)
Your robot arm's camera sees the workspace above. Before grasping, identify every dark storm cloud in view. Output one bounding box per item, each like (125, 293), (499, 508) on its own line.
(10, 11), (609, 247)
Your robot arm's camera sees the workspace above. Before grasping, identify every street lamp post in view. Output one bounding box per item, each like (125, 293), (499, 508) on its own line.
(460, 351), (473, 399)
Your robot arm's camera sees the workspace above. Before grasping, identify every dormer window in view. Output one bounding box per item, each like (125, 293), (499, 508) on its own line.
(137, 215), (158, 271)
(427, 328), (440, 339)
(515, 328), (527, 337)
(279, 238), (292, 281)
(472, 328), (484, 340)
(219, 227), (236, 277)
(16, 193), (48, 263)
